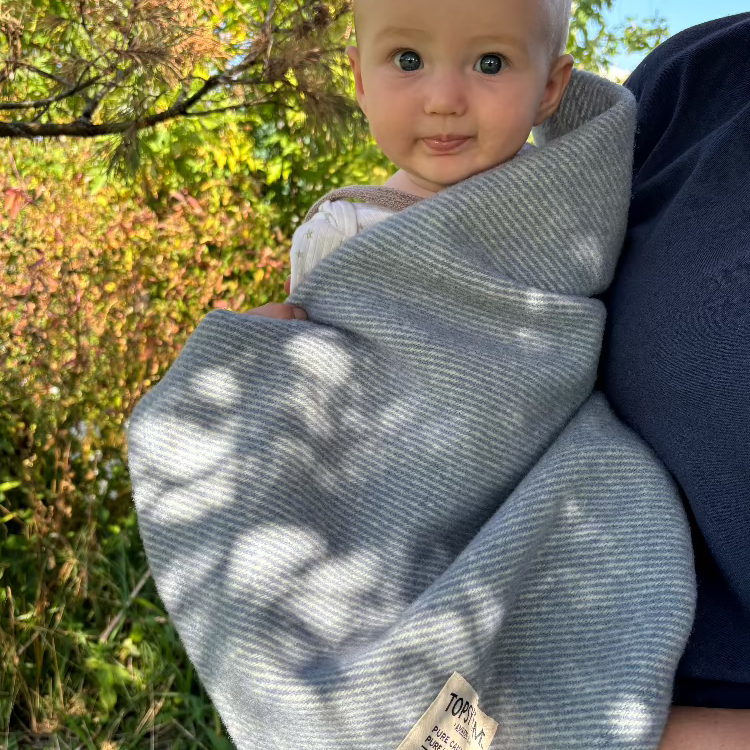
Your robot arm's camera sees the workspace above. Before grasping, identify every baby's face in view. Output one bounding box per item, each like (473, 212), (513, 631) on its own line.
(349, 0), (571, 193)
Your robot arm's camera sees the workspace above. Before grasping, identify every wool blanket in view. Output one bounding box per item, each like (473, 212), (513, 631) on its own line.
(127, 70), (696, 750)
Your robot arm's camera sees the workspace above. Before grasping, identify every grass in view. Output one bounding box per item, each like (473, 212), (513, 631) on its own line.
(0, 440), (231, 750)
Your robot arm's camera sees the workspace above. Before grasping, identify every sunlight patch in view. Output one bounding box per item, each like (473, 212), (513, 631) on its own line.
(187, 365), (242, 410)
(283, 332), (354, 388)
(607, 698), (654, 740)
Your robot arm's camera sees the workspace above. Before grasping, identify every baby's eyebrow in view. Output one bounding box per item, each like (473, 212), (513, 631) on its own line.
(467, 34), (527, 53)
(372, 25), (429, 43)
(370, 27), (527, 56)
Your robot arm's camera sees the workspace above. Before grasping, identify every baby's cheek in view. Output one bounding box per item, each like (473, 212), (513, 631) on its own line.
(373, 122), (412, 165)
(488, 113), (534, 154)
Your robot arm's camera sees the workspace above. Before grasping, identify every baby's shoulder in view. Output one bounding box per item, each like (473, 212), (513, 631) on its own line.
(301, 198), (396, 237)
(299, 198), (360, 239)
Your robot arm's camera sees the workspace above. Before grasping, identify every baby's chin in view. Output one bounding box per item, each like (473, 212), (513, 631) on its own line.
(408, 161), (509, 193)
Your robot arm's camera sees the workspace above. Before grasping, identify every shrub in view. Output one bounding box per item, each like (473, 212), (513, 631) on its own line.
(0, 139), (290, 747)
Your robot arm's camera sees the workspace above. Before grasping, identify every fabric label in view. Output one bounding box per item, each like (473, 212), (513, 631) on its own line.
(397, 672), (498, 750)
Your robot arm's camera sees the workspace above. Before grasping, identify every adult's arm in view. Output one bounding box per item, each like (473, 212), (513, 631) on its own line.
(661, 708), (750, 750)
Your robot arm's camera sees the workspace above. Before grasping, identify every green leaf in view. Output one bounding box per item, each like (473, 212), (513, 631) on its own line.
(133, 597), (164, 613)
(64, 718), (97, 750)
(206, 728), (234, 750)
(89, 173), (108, 195)
(266, 160), (282, 184)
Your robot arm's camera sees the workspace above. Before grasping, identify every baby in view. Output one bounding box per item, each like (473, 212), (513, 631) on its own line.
(131, 2), (695, 745)
(286, 0), (574, 295)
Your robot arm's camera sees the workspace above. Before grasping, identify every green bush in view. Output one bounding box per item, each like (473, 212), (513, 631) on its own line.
(0, 137), (295, 748)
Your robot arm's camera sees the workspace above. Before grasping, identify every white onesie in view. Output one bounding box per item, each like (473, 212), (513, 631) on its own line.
(289, 199), (396, 294)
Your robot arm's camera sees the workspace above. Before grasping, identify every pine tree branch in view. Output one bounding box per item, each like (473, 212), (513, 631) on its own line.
(0, 73), (105, 112)
(79, 64), (137, 121)
(0, 0), (357, 140)
(3, 60), (74, 88)
(181, 99), (277, 117)
(0, 46), (269, 137)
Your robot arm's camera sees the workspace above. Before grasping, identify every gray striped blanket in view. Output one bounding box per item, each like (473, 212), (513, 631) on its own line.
(127, 70), (696, 750)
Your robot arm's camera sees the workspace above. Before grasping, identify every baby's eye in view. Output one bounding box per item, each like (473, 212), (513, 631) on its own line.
(474, 54), (507, 75)
(393, 50), (423, 72)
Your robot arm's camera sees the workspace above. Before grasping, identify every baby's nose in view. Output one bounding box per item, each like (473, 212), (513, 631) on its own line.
(423, 70), (468, 116)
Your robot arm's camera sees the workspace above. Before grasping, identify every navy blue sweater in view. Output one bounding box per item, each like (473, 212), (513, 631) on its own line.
(599, 13), (750, 708)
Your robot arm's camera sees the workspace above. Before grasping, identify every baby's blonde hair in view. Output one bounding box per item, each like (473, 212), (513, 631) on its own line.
(544, 0), (572, 58)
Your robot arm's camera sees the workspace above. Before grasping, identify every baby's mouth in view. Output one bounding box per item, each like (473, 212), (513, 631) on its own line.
(422, 135), (471, 154)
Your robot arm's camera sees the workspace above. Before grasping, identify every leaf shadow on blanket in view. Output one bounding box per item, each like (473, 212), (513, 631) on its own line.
(128, 308), (694, 749)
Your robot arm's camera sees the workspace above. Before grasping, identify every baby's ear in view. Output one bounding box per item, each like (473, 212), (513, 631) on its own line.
(533, 54), (574, 126)
(346, 46), (367, 113)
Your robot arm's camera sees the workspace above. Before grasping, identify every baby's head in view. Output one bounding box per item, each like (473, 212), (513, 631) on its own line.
(348, 0), (574, 195)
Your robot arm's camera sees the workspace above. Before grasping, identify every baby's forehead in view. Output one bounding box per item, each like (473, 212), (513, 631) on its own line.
(354, 0), (568, 57)
(355, 0), (553, 32)
(354, 0), (555, 17)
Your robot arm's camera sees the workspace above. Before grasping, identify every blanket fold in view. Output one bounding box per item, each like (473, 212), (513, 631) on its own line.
(128, 70), (696, 750)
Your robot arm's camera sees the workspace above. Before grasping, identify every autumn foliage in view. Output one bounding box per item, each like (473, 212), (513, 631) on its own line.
(0, 138), (292, 745)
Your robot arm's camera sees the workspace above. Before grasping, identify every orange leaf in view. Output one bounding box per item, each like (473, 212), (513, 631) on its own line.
(185, 196), (204, 215)
(6, 190), (23, 220)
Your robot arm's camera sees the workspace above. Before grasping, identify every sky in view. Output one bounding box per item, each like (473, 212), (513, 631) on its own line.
(604, 0), (749, 72)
